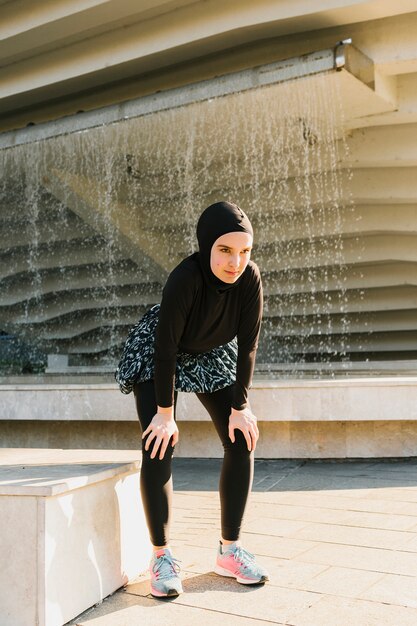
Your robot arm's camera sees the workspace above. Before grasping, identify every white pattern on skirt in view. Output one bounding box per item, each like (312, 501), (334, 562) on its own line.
(115, 304), (238, 395)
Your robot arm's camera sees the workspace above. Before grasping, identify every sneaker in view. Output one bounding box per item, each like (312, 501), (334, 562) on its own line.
(149, 548), (183, 597)
(214, 540), (269, 584)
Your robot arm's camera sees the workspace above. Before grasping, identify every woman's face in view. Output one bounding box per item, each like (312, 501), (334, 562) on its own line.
(210, 231), (253, 283)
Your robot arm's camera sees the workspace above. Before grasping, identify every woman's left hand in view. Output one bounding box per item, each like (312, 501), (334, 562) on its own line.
(228, 407), (259, 451)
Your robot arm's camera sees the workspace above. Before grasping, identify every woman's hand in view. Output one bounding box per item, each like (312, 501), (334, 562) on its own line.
(228, 406), (259, 451)
(142, 407), (179, 460)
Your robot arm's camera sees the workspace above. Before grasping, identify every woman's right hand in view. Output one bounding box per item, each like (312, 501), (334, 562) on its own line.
(142, 408), (179, 460)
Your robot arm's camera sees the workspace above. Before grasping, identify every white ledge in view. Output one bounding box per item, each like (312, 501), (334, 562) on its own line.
(2, 376), (417, 391)
(0, 460), (140, 496)
(1, 378), (417, 422)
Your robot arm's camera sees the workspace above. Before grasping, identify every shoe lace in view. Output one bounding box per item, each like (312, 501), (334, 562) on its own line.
(152, 554), (181, 581)
(232, 546), (257, 571)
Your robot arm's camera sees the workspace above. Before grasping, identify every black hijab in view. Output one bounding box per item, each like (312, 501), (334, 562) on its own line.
(196, 201), (253, 294)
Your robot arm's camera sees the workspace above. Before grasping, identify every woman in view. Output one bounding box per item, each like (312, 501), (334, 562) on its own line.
(115, 201), (269, 598)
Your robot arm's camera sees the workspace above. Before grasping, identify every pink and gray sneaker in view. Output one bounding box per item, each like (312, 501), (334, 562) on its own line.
(214, 540), (269, 584)
(149, 548), (183, 597)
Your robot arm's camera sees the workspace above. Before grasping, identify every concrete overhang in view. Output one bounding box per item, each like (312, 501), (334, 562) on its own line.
(0, 0), (414, 129)
(0, 41), (396, 150)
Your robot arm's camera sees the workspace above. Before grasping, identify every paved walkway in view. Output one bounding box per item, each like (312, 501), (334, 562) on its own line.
(68, 458), (417, 625)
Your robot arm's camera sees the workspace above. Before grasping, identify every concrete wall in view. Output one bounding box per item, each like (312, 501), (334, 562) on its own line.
(1, 419), (417, 459)
(1, 380), (417, 458)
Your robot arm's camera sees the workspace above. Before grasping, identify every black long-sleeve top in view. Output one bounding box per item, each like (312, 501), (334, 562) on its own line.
(153, 252), (263, 410)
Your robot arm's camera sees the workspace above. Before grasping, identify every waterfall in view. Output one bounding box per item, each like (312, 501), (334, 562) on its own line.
(0, 69), (354, 378)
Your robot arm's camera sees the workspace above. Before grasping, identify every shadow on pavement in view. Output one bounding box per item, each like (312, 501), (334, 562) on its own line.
(172, 457), (417, 492)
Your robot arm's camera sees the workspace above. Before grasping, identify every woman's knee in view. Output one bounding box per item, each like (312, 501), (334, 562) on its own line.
(141, 428), (175, 462)
(222, 429), (253, 455)
(141, 444), (174, 463)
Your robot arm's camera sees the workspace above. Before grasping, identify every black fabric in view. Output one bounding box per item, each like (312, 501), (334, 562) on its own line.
(134, 380), (254, 546)
(134, 380), (178, 547)
(196, 201), (254, 294)
(153, 256), (262, 410)
(154, 201), (262, 411)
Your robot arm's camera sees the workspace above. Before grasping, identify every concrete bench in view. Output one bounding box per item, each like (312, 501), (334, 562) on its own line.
(0, 449), (151, 626)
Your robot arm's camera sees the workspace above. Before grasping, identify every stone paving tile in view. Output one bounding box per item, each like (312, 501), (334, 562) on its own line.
(358, 572), (417, 608)
(127, 573), (322, 625)
(244, 517), (310, 536)
(294, 542), (417, 576)
(173, 490), (219, 502)
(367, 461), (417, 473)
(361, 487), (417, 503)
(275, 490), (417, 515)
(339, 509), (417, 530)
(182, 528), (316, 559)
(299, 461), (417, 480)
(293, 594), (417, 626)
(262, 560), (333, 590)
(246, 501), (417, 530)
(244, 515), (416, 550)
(354, 470), (417, 482)
(292, 469), (416, 483)
(289, 520), (415, 550)
(289, 485), (417, 503)
(402, 531), (417, 551)
(295, 461), (375, 472)
(271, 473), (417, 494)
(246, 501), (348, 524)
(253, 459), (304, 472)
(298, 565), (385, 598)
(66, 590), (275, 626)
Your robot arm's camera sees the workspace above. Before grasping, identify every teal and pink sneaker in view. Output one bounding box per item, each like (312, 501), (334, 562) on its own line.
(214, 540), (269, 584)
(149, 548), (183, 597)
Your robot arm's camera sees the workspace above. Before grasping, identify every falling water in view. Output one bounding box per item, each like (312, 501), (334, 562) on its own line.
(0, 68), (354, 378)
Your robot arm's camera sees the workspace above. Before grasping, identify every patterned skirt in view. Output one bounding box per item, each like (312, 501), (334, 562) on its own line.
(114, 304), (238, 395)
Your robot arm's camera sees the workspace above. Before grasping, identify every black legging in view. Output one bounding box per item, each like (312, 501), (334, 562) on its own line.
(133, 380), (254, 547)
